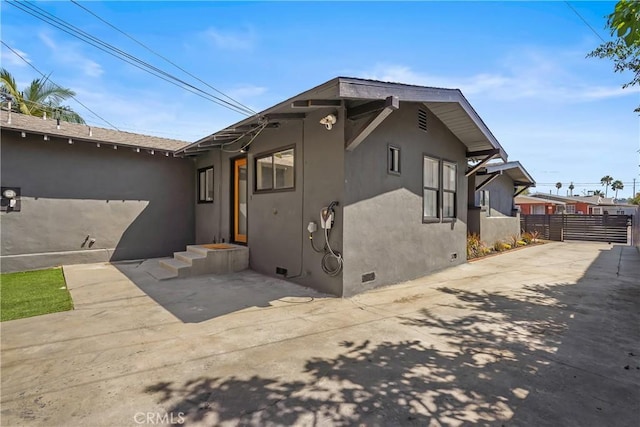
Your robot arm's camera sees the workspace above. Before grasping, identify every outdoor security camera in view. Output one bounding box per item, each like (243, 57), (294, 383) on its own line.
(319, 114), (337, 130)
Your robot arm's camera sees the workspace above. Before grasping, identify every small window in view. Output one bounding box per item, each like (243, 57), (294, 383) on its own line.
(442, 161), (457, 219)
(566, 205), (576, 214)
(198, 166), (214, 203)
(479, 190), (491, 216)
(423, 156), (439, 219)
(255, 147), (294, 192)
(388, 145), (401, 175)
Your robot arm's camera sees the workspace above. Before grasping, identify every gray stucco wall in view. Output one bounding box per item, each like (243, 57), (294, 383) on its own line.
(478, 174), (516, 217)
(1, 131), (195, 272)
(470, 173), (520, 244)
(342, 103), (468, 296)
(477, 214), (520, 245)
(195, 149), (225, 244)
(194, 110), (345, 296)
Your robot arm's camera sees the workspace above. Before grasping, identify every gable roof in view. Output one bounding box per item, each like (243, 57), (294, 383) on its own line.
(176, 77), (508, 160)
(485, 161), (535, 186)
(1, 109), (189, 153)
(515, 195), (566, 205)
(530, 193), (614, 206)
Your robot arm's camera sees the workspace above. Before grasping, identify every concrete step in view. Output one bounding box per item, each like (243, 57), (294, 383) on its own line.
(174, 251), (206, 264)
(147, 260), (178, 280)
(158, 257), (191, 278)
(186, 245), (209, 256)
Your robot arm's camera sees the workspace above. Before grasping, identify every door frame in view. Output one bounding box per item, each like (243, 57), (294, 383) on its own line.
(231, 156), (248, 244)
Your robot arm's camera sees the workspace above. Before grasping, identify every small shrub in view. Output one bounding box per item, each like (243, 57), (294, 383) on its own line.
(493, 241), (511, 252)
(467, 233), (493, 259)
(521, 230), (541, 244)
(467, 233), (482, 259)
(508, 234), (520, 247)
(517, 240), (527, 247)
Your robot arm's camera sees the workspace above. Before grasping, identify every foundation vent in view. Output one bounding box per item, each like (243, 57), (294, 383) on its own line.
(361, 272), (376, 283)
(418, 109), (428, 132)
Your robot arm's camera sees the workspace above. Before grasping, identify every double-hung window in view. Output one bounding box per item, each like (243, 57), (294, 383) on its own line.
(255, 147), (295, 192)
(423, 156), (457, 221)
(198, 166), (214, 203)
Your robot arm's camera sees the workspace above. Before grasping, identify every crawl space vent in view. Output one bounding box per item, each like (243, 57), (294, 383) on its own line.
(362, 272), (376, 283)
(418, 109), (428, 132)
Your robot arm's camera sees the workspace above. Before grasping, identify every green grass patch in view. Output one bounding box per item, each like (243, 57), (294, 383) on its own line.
(1, 268), (73, 321)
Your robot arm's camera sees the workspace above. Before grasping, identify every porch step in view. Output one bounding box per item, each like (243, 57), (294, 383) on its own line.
(158, 257), (191, 278)
(147, 260), (179, 280)
(157, 244), (249, 279)
(175, 251), (207, 264)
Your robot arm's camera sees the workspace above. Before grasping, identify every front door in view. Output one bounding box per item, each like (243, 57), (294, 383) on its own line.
(233, 157), (248, 243)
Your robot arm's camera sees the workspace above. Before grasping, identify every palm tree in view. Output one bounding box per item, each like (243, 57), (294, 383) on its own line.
(555, 182), (562, 195)
(568, 182), (575, 196)
(593, 189), (603, 196)
(600, 175), (613, 197)
(0, 68), (84, 123)
(611, 180), (624, 200)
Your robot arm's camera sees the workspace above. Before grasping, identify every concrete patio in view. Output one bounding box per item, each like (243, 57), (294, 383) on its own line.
(1, 242), (638, 426)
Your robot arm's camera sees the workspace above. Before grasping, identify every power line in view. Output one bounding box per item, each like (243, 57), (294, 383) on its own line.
(1, 40), (120, 130)
(69, 0), (257, 116)
(7, 1), (255, 116)
(10, 0), (252, 116)
(564, 1), (607, 43)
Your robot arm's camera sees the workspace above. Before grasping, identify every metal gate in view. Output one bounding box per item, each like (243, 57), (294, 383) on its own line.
(562, 214), (630, 243)
(521, 214), (631, 244)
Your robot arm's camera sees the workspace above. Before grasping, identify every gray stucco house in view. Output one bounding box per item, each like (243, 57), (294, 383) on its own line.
(1, 77), (532, 297)
(175, 77), (517, 296)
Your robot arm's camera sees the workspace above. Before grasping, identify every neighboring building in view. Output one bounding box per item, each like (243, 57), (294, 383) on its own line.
(468, 161), (535, 244)
(0, 109), (194, 273)
(2, 77), (529, 297)
(515, 195), (565, 215)
(529, 193), (633, 215)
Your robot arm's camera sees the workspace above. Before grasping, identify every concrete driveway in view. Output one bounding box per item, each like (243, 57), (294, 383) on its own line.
(1, 242), (638, 426)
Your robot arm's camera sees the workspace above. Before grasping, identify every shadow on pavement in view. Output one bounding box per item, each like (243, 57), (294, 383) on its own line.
(114, 260), (330, 323)
(143, 245), (640, 426)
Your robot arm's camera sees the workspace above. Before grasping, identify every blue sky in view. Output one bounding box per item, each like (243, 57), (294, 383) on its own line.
(2, 1), (639, 197)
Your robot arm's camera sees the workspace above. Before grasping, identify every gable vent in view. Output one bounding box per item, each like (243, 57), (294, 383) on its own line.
(418, 109), (428, 132)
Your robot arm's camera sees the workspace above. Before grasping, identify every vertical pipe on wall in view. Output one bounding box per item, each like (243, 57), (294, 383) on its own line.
(287, 120), (306, 279)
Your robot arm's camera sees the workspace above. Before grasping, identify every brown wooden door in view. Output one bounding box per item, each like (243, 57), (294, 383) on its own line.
(233, 157), (247, 243)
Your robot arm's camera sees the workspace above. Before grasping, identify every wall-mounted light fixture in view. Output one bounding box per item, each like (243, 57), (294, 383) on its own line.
(319, 113), (337, 130)
(1, 187), (20, 212)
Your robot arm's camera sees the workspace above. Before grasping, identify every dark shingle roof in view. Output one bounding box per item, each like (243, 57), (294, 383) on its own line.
(0, 110), (189, 152)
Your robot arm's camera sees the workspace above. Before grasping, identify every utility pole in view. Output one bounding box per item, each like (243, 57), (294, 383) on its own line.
(634, 178), (636, 196)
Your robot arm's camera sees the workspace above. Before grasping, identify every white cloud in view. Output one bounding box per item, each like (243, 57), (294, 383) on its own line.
(1, 47), (30, 67)
(363, 49), (635, 103)
(203, 27), (255, 50)
(37, 32), (104, 78)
